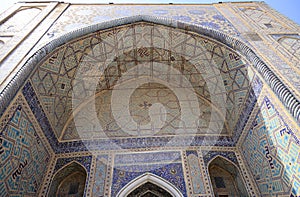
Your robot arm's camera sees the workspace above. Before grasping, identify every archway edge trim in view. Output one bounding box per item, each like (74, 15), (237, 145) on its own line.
(207, 155), (252, 196)
(52, 160), (87, 178)
(116, 172), (184, 197)
(207, 155), (239, 170)
(48, 160), (88, 197)
(0, 15), (299, 123)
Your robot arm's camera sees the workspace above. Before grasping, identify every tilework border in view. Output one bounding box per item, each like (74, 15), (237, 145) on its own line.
(0, 93), (54, 196)
(238, 86), (300, 150)
(183, 150), (211, 196)
(90, 154), (112, 197)
(240, 93), (300, 196)
(235, 150), (261, 196)
(232, 75), (263, 143)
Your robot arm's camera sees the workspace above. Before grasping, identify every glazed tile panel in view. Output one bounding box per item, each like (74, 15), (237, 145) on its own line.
(186, 150), (206, 194)
(242, 96), (300, 196)
(53, 156), (92, 173)
(92, 155), (109, 196)
(0, 96), (50, 196)
(112, 151), (186, 196)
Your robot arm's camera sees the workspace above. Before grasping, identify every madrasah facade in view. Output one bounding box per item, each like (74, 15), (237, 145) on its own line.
(0, 1), (299, 196)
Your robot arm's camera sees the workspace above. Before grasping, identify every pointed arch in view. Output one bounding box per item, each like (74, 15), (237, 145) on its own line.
(116, 173), (183, 197)
(208, 155), (249, 197)
(48, 161), (87, 197)
(207, 155), (239, 169)
(1, 15), (299, 124)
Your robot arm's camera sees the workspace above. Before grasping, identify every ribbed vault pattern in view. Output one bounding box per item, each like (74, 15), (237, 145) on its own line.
(30, 22), (252, 141)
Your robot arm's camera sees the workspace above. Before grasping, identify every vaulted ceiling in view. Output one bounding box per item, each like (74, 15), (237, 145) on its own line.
(30, 22), (254, 143)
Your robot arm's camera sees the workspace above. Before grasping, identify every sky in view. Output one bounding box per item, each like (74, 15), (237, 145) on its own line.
(0, 0), (299, 25)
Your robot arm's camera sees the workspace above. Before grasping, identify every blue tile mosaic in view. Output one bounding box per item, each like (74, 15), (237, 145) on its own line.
(0, 103), (50, 196)
(202, 151), (238, 167)
(54, 156), (92, 174)
(112, 163), (187, 197)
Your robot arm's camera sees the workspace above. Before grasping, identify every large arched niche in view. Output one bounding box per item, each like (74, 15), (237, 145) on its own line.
(116, 173), (183, 197)
(208, 156), (248, 197)
(48, 161), (87, 197)
(1, 15), (299, 140)
(19, 21), (255, 143)
(59, 42), (241, 141)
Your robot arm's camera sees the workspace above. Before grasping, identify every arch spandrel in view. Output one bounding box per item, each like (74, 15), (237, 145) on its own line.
(29, 21), (252, 141)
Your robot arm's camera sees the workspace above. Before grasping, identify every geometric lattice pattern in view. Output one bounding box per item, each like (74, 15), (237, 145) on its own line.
(272, 34), (300, 71)
(31, 22), (251, 142)
(237, 5), (300, 95)
(0, 100), (50, 196)
(278, 37), (300, 60)
(239, 6), (286, 30)
(242, 96), (300, 196)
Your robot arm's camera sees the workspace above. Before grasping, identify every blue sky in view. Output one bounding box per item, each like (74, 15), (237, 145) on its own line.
(1, 0), (299, 25)
(264, 0), (300, 25)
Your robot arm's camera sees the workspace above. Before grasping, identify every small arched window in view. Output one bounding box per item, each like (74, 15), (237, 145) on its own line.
(208, 156), (248, 197)
(48, 162), (87, 197)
